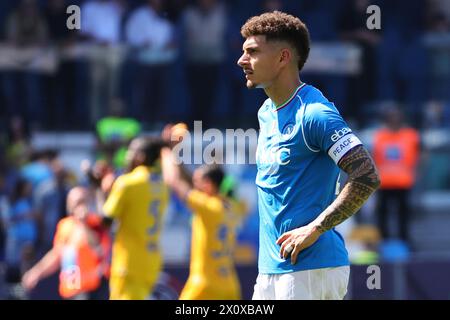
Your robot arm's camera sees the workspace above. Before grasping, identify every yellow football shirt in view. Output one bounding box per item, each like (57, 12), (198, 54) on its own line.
(179, 189), (247, 300)
(103, 165), (169, 282)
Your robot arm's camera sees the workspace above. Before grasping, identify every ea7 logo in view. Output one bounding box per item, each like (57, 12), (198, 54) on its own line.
(331, 127), (352, 142)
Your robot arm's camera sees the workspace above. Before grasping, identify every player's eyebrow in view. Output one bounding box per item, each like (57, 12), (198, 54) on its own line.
(243, 45), (259, 52)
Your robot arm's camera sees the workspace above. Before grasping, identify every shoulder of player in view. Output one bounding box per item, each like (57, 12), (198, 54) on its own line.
(190, 189), (221, 204)
(190, 190), (225, 214)
(296, 85), (338, 117)
(111, 173), (136, 191)
(302, 101), (340, 124)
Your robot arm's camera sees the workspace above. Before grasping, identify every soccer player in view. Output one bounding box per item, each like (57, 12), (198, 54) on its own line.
(99, 136), (169, 300)
(237, 11), (380, 300)
(161, 149), (246, 300)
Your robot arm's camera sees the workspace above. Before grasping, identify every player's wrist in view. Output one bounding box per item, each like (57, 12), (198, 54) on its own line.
(310, 222), (326, 235)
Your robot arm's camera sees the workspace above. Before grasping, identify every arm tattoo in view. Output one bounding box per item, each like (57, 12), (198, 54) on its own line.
(315, 145), (381, 233)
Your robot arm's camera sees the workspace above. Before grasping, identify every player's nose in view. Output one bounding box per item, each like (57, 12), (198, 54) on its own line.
(237, 53), (248, 68)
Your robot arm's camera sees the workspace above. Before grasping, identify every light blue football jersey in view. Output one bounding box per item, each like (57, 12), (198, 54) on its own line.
(256, 83), (363, 274)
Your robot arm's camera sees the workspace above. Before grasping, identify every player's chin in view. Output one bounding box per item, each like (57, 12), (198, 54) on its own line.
(246, 79), (258, 89)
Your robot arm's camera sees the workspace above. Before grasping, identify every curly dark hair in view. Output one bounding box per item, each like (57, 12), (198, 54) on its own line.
(240, 11), (310, 71)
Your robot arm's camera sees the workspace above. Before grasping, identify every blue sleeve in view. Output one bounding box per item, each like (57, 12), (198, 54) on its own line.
(303, 102), (351, 152)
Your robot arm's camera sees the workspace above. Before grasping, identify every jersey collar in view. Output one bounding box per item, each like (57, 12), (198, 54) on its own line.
(273, 83), (306, 112)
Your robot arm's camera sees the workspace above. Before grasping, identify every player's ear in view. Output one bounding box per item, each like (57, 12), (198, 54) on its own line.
(279, 48), (291, 66)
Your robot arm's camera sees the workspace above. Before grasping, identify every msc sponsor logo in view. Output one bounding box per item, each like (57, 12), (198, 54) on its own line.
(257, 142), (291, 177)
(331, 127), (352, 142)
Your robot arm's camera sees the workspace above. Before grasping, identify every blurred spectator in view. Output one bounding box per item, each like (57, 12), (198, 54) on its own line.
(21, 149), (62, 254)
(424, 2), (450, 103)
(22, 186), (111, 300)
(182, 0), (227, 128)
(423, 100), (450, 128)
(6, 116), (31, 170)
(338, 0), (381, 126)
(95, 98), (141, 170)
(426, 12), (450, 34)
(296, 0), (340, 40)
(372, 104), (420, 244)
(125, 0), (178, 127)
(5, 0), (48, 47)
(80, 0), (124, 46)
(2, 0), (49, 128)
(44, 0), (77, 44)
(225, 0), (282, 128)
(262, 0), (283, 12)
(21, 149), (55, 190)
(427, 0), (450, 22)
(44, 0), (81, 130)
(375, 0), (428, 127)
(0, 172), (8, 263)
(164, 0), (189, 22)
(1, 178), (37, 281)
(80, 0), (126, 125)
(51, 156), (76, 221)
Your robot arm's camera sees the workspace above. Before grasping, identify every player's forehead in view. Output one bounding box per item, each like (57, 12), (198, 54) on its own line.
(242, 35), (268, 50)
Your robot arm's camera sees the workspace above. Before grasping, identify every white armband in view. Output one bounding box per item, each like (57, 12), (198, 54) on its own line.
(327, 133), (363, 164)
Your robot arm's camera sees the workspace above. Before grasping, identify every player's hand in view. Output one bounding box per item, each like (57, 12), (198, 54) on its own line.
(276, 224), (322, 264)
(162, 122), (188, 148)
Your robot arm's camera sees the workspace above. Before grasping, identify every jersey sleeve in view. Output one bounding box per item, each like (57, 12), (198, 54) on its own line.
(103, 176), (128, 219)
(303, 102), (363, 164)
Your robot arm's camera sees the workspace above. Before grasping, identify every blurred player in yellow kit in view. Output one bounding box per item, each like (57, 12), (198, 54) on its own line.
(99, 136), (169, 300)
(162, 147), (247, 300)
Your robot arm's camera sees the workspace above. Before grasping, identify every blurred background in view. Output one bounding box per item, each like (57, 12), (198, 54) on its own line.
(0, 0), (450, 300)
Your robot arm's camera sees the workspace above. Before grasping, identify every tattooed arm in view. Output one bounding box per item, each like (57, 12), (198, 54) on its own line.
(313, 145), (381, 233)
(277, 145), (380, 264)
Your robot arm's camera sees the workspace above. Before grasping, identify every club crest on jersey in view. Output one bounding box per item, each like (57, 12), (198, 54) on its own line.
(281, 123), (296, 140)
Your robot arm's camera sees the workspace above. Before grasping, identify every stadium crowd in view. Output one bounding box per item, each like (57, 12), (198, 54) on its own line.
(0, 0), (449, 131)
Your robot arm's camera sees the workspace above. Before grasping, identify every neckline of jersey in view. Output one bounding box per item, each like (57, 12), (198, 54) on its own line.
(273, 82), (307, 112)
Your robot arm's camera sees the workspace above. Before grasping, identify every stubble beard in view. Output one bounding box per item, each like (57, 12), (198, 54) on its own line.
(246, 79), (256, 89)
(247, 79), (266, 89)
